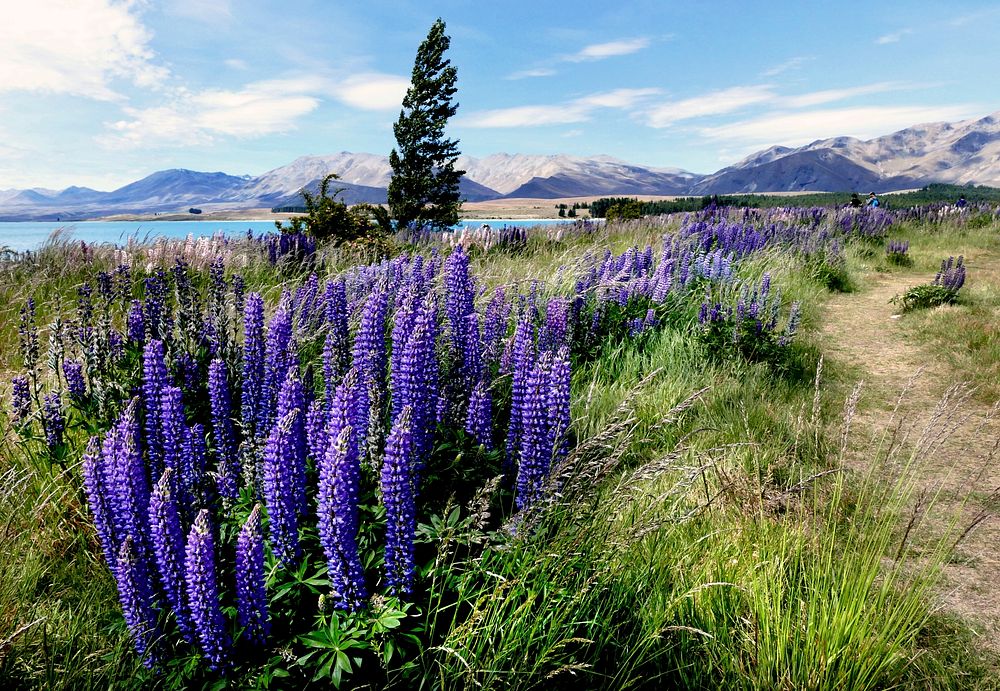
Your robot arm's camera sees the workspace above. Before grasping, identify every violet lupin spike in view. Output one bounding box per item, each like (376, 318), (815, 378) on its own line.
(81, 437), (118, 570)
(547, 346), (572, 469)
(142, 339), (168, 478)
(236, 504), (270, 646)
(207, 359), (239, 499)
(185, 509), (231, 671)
(108, 400), (151, 556)
(262, 376), (305, 567)
(148, 468), (194, 641)
(41, 392), (65, 450)
(465, 379), (493, 451)
(115, 536), (160, 668)
(317, 368), (367, 610)
(505, 317), (535, 475)
(10, 375), (31, 424)
(516, 352), (553, 511)
(261, 295), (295, 431)
(382, 406), (416, 596)
(241, 293), (265, 439)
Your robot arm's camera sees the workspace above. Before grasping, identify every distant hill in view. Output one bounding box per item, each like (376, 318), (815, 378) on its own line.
(3, 109), (1000, 220)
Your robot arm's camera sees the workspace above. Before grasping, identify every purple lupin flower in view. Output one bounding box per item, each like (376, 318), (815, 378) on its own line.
(482, 287), (510, 368)
(317, 367), (368, 611)
(127, 299), (145, 345)
(382, 406), (416, 596)
(277, 372), (308, 517)
(160, 385), (189, 508)
(505, 317), (536, 475)
(185, 509), (230, 671)
(350, 288), (389, 460)
(516, 353), (553, 511)
(81, 437), (117, 570)
(142, 339), (168, 478)
(148, 468), (194, 641)
(262, 380), (305, 566)
(241, 293), (265, 439)
(115, 536), (160, 668)
(261, 295), (295, 432)
(41, 393), (64, 450)
(465, 380), (493, 451)
(390, 298), (439, 476)
(542, 297), (570, 353)
(207, 359), (239, 499)
(236, 504), (269, 646)
(143, 272), (170, 342)
(105, 400), (150, 557)
(306, 399), (328, 463)
(444, 247), (482, 403)
(11, 374), (31, 424)
(547, 346), (572, 469)
(64, 359), (86, 401)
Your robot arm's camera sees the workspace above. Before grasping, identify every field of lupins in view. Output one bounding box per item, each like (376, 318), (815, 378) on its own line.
(2, 203), (999, 689)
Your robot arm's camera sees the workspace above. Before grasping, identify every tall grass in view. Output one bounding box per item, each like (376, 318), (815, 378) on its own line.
(1, 213), (997, 688)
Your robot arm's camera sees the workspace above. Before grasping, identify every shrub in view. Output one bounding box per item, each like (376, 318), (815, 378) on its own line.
(892, 256), (965, 312)
(885, 239), (912, 267)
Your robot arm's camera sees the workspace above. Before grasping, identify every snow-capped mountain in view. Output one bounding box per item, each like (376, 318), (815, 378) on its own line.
(3, 110), (1000, 220)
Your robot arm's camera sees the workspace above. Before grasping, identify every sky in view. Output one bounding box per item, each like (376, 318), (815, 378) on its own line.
(1, 0), (999, 190)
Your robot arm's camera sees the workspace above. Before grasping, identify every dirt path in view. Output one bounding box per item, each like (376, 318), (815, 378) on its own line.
(821, 269), (1000, 652)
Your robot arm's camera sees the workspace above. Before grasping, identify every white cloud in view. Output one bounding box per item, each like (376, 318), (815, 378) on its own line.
(761, 56), (810, 77)
(875, 29), (912, 44)
(565, 38), (650, 62)
(576, 88), (661, 109)
(505, 68), (557, 80)
(97, 70), (409, 148)
(99, 79), (322, 147)
(460, 88), (659, 128)
(332, 73), (409, 111)
(779, 82), (909, 108)
(224, 58), (249, 70)
(461, 104), (591, 128)
(0, 1), (167, 100)
(644, 86), (776, 127)
(698, 105), (983, 148)
(948, 8), (1000, 26)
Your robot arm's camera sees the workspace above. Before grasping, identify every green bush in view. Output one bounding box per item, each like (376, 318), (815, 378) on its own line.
(891, 284), (959, 312)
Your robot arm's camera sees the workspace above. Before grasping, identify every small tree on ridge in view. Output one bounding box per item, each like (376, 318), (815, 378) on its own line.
(387, 18), (464, 231)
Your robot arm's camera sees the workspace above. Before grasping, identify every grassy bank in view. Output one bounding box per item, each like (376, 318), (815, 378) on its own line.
(1, 209), (998, 689)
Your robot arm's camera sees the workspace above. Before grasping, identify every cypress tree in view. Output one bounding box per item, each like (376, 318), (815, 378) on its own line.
(388, 18), (464, 231)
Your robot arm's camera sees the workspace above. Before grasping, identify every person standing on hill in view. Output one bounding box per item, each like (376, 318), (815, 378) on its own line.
(867, 192), (880, 208)
(850, 192), (862, 208)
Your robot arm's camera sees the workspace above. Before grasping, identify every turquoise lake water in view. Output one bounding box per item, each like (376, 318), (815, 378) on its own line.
(0, 219), (573, 252)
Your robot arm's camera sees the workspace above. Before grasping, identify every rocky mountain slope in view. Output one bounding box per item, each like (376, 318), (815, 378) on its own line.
(3, 111), (999, 220)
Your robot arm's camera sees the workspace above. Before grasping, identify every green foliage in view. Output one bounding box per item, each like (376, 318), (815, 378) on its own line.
(276, 173), (391, 250)
(387, 18), (464, 231)
(892, 283), (959, 312)
(804, 249), (853, 292)
(885, 251), (913, 267)
(590, 183), (1000, 217)
(603, 199), (643, 222)
(967, 211), (997, 229)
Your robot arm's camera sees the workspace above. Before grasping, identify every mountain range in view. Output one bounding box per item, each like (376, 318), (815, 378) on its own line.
(2, 111), (998, 221)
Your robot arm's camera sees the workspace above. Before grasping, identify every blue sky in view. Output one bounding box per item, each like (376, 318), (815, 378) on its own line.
(1, 0), (998, 190)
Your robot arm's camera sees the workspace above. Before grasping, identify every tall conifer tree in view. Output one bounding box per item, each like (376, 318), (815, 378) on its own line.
(388, 18), (464, 231)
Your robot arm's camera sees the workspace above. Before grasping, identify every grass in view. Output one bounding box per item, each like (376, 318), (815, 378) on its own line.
(2, 210), (999, 688)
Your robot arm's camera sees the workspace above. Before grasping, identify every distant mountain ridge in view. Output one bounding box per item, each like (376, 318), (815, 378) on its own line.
(3, 110), (999, 220)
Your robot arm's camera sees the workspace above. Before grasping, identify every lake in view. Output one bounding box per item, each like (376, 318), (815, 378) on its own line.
(0, 219), (575, 252)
